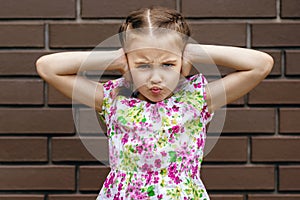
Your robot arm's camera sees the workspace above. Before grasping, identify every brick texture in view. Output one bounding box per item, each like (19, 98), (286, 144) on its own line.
(248, 80), (300, 104)
(279, 166), (300, 191)
(281, 0), (300, 18)
(0, 24), (44, 47)
(252, 23), (300, 47)
(81, 0), (176, 18)
(0, 79), (43, 105)
(0, 0), (299, 198)
(252, 136), (300, 162)
(0, 137), (47, 162)
(0, 0), (76, 19)
(285, 50), (300, 75)
(182, 0), (276, 18)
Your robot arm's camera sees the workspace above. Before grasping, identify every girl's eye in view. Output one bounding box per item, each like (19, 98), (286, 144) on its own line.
(162, 63), (174, 68)
(137, 64), (150, 69)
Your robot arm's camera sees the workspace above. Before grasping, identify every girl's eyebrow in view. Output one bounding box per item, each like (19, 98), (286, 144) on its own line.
(134, 59), (177, 64)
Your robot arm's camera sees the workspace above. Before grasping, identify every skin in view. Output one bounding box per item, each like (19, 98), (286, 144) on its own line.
(124, 34), (185, 103)
(35, 30), (274, 114)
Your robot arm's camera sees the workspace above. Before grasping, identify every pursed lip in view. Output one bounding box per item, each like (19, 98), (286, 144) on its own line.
(150, 86), (162, 90)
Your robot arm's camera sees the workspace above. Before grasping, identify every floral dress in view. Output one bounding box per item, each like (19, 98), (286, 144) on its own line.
(96, 73), (214, 200)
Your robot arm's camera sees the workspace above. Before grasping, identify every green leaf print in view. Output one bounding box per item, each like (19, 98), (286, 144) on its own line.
(117, 116), (127, 124)
(141, 117), (146, 123)
(168, 151), (177, 162)
(147, 185), (155, 196)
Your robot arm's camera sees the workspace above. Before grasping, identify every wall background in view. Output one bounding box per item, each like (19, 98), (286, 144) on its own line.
(0, 0), (299, 199)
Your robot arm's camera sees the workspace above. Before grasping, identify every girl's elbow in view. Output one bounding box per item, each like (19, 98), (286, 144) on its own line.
(257, 53), (274, 77)
(35, 55), (53, 79)
(263, 54), (274, 76)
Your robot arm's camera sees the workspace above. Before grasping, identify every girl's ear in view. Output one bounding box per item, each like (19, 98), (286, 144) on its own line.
(181, 57), (192, 77)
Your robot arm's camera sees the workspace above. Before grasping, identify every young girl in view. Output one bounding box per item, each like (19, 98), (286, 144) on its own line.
(36, 6), (274, 200)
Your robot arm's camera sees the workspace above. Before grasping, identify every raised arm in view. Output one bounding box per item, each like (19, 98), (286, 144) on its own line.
(35, 49), (127, 112)
(184, 44), (274, 113)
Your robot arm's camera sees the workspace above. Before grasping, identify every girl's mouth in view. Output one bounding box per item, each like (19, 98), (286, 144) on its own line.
(150, 87), (162, 94)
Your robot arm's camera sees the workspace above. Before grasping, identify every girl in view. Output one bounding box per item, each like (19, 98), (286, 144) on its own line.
(36, 6), (274, 200)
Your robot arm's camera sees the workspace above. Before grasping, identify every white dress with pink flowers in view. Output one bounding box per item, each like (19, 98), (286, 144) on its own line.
(97, 73), (213, 200)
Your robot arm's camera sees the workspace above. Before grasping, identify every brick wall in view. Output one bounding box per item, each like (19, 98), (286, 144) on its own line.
(0, 0), (299, 200)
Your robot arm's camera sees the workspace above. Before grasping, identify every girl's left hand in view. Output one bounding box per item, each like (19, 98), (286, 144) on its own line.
(182, 44), (193, 77)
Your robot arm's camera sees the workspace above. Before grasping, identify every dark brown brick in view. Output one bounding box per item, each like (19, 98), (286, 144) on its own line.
(0, 108), (75, 134)
(81, 0), (176, 18)
(79, 166), (111, 191)
(264, 50), (281, 76)
(0, 24), (44, 47)
(248, 80), (300, 104)
(210, 195), (244, 200)
(78, 108), (107, 135)
(49, 23), (121, 48)
(252, 23), (300, 47)
(285, 50), (300, 75)
(182, 0), (276, 18)
(48, 84), (72, 105)
(220, 108), (275, 133)
(0, 0), (75, 19)
(0, 166), (75, 190)
(188, 22), (247, 46)
(0, 79), (43, 105)
(281, 0), (300, 18)
(252, 137), (300, 162)
(279, 166), (300, 191)
(52, 137), (108, 162)
(204, 137), (248, 162)
(49, 194), (97, 200)
(0, 51), (48, 75)
(0, 195), (44, 200)
(202, 165), (275, 190)
(0, 137), (47, 162)
(249, 194), (300, 200)
(280, 108), (300, 134)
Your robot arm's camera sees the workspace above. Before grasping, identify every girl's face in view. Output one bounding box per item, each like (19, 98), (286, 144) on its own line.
(125, 34), (184, 103)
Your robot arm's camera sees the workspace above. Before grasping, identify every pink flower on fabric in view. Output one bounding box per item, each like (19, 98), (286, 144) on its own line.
(155, 159), (162, 168)
(141, 163), (149, 172)
(172, 125), (180, 133)
(172, 105), (179, 112)
(121, 133), (129, 145)
(193, 82), (202, 88)
(104, 80), (113, 90)
(197, 136), (204, 149)
(157, 194), (163, 199)
(160, 151), (167, 157)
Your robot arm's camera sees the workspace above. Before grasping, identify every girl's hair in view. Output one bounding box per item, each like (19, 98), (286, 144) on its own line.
(118, 6), (191, 50)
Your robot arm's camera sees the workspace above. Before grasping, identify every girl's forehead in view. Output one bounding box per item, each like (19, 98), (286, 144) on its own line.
(124, 33), (184, 55)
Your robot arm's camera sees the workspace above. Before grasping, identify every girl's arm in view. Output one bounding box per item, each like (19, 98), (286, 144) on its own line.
(184, 44), (274, 113)
(35, 49), (127, 112)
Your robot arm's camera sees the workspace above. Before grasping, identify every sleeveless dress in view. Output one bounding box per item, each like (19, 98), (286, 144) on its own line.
(96, 73), (214, 200)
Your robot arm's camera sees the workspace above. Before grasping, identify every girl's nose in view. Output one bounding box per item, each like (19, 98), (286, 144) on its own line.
(150, 68), (162, 84)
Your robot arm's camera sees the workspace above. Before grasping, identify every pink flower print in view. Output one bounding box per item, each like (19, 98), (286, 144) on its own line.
(104, 172), (115, 188)
(172, 125), (180, 133)
(128, 99), (137, 107)
(136, 145), (143, 154)
(193, 82), (202, 88)
(197, 136), (204, 149)
(104, 80), (113, 90)
(118, 182), (123, 191)
(157, 194), (163, 199)
(172, 105), (179, 112)
(121, 133), (129, 145)
(141, 163), (149, 172)
(154, 159), (162, 168)
(160, 151), (167, 157)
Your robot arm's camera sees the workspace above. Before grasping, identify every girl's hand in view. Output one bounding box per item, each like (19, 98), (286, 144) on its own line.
(182, 44), (193, 77)
(113, 48), (129, 75)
